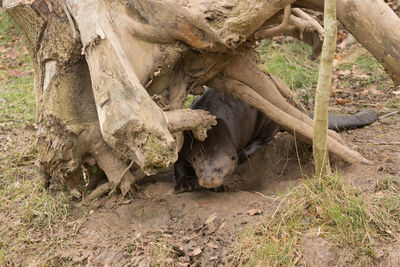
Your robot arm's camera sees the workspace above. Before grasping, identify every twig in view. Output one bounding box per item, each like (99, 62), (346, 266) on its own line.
(253, 191), (279, 200)
(272, 191), (293, 219)
(379, 110), (399, 119)
(353, 140), (400, 145)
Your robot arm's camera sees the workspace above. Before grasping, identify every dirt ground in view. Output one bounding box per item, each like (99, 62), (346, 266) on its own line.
(57, 118), (399, 266)
(1, 20), (400, 265)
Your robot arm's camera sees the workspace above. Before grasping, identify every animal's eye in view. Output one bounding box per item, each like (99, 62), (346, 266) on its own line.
(216, 167), (223, 173)
(231, 156), (236, 160)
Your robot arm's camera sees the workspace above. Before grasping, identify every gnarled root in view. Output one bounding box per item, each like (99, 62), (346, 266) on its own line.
(165, 109), (217, 141)
(269, 74), (307, 113)
(207, 75), (370, 164)
(224, 54), (343, 142)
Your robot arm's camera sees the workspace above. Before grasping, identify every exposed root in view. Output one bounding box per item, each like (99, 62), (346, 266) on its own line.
(253, 5), (294, 40)
(165, 109), (217, 136)
(291, 8), (324, 41)
(269, 74), (307, 113)
(93, 141), (138, 196)
(85, 182), (111, 202)
(207, 75), (370, 164)
(224, 54), (343, 142)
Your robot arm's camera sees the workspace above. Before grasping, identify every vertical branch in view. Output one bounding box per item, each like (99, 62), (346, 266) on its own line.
(313, 0), (337, 176)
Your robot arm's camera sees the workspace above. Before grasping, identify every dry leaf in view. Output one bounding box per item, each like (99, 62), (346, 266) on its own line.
(191, 247), (202, 256)
(336, 69), (351, 76)
(315, 205), (323, 216)
(248, 209), (263, 216)
(207, 241), (219, 249)
(3, 48), (20, 59)
(355, 73), (370, 80)
(205, 212), (217, 225)
(335, 98), (352, 105)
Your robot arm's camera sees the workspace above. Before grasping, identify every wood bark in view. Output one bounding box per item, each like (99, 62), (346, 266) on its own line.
(312, 0), (336, 176)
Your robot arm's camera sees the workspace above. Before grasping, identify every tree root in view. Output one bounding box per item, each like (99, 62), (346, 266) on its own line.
(165, 109), (217, 141)
(93, 141), (139, 196)
(85, 182), (111, 202)
(269, 74), (307, 113)
(291, 8), (324, 41)
(207, 75), (370, 164)
(253, 5), (294, 40)
(224, 54), (343, 142)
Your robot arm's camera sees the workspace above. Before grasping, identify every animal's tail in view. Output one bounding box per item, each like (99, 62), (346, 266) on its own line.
(323, 110), (378, 131)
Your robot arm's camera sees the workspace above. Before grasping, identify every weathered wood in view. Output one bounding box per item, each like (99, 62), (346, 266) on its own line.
(66, 0), (178, 175)
(166, 109), (217, 136)
(223, 53), (343, 142)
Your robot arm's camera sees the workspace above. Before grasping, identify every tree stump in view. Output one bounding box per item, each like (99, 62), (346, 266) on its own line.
(3, 0), (400, 197)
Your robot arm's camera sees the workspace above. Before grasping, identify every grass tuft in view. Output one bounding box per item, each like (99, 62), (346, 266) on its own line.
(233, 174), (400, 266)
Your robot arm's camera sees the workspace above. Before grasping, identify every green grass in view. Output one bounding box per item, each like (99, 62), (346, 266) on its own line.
(258, 40), (393, 108)
(258, 39), (319, 90)
(233, 175), (400, 266)
(0, 14), (35, 126)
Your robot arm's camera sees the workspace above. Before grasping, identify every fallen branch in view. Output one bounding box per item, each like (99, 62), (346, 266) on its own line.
(379, 110), (400, 119)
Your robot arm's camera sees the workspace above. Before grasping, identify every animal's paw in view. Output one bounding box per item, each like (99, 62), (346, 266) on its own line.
(174, 177), (202, 193)
(211, 184), (229, 192)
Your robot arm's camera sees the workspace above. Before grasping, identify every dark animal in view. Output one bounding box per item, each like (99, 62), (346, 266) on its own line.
(174, 87), (378, 193)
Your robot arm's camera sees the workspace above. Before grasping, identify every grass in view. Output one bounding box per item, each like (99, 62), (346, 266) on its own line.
(258, 39), (319, 90)
(0, 14), (35, 126)
(233, 175), (400, 266)
(0, 172), (72, 265)
(258, 39), (393, 109)
(0, 13), (74, 265)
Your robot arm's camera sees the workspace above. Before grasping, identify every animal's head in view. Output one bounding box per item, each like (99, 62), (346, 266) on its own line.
(188, 121), (237, 188)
